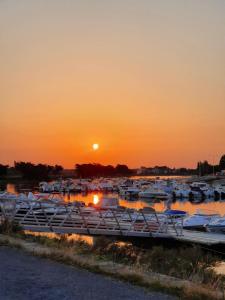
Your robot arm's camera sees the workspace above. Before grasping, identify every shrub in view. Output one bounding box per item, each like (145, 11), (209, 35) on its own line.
(0, 219), (22, 234)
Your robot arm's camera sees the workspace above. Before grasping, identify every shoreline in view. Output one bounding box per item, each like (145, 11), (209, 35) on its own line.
(0, 232), (223, 300)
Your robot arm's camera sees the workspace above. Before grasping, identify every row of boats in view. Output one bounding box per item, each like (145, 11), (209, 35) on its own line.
(39, 178), (225, 200)
(1, 191), (225, 234)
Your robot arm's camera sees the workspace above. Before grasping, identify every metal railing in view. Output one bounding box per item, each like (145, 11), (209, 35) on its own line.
(0, 200), (183, 237)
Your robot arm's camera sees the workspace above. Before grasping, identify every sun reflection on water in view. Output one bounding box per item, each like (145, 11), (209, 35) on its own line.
(93, 194), (99, 205)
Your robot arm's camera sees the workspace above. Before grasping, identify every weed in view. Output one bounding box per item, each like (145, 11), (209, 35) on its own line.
(0, 219), (22, 234)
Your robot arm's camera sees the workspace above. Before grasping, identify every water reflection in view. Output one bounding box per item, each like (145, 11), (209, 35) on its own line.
(93, 194), (99, 205)
(24, 231), (93, 245)
(4, 183), (225, 215)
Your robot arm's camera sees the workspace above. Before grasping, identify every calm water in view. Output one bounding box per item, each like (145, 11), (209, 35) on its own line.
(3, 180), (225, 216)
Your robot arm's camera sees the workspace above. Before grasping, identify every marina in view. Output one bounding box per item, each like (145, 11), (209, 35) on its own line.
(1, 176), (225, 246)
(1, 198), (225, 246)
(2, 175), (225, 217)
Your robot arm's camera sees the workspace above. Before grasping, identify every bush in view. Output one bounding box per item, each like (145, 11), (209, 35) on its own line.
(0, 219), (22, 234)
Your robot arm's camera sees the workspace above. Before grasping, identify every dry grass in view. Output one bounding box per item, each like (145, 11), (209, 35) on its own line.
(0, 219), (22, 234)
(0, 233), (224, 300)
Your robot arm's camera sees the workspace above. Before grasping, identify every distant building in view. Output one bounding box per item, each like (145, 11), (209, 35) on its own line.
(136, 165), (195, 176)
(137, 167), (147, 175)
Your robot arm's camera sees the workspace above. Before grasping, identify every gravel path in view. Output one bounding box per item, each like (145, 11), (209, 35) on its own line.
(0, 246), (176, 300)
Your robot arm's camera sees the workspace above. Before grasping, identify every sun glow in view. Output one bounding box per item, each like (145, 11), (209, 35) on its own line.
(92, 143), (99, 151)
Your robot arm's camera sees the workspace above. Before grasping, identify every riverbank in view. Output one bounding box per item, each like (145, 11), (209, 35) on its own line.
(0, 246), (174, 300)
(0, 232), (224, 300)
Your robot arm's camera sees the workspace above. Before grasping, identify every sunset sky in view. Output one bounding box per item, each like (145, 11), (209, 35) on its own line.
(1, 0), (225, 168)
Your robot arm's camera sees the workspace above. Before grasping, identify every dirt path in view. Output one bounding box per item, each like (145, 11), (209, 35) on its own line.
(0, 246), (175, 300)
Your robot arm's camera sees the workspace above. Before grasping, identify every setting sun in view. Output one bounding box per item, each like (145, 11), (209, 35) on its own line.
(92, 144), (99, 151)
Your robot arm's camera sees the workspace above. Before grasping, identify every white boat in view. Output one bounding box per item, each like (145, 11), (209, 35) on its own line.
(139, 187), (169, 200)
(99, 182), (114, 191)
(190, 182), (210, 191)
(206, 217), (225, 233)
(214, 186), (225, 198)
(95, 197), (119, 210)
(202, 188), (215, 198)
(173, 188), (191, 198)
(183, 209), (220, 230)
(119, 187), (140, 197)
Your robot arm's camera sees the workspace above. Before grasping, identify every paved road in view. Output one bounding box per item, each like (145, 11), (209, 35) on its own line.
(0, 246), (175, 300)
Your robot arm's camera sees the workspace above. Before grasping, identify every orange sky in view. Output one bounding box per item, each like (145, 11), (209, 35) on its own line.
(1, 1), (225, 168)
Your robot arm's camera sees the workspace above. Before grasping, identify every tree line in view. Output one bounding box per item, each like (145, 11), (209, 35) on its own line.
(0, 162), (133, 179)
(75, 163), (133, 178)
(0, 164), (8, 176)
(0, 162), (63, 179)
(197, 154), (225, 176)
(0, 154), (224, 179)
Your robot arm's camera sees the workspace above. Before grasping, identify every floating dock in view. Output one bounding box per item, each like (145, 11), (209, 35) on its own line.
(1, 200), (225, 246)
(176, 229), (225, 245)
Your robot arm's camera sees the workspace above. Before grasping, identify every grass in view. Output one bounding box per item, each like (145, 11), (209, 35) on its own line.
(0, 218), (22, 234)
(0, 220), (225, 299)
(0, 233), (224, 299)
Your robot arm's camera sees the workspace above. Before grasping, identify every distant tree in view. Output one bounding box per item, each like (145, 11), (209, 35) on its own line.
(197, 160), (213, 176)
(75, 163), (133, 178)
(0, 164), (8, 177)
(219, 155), (225, 170)
(197, 162), (202, 176)
(177, 168), (188, 175)
(51, 165), (63, 175)
(103, 165), (115, 176)
(14, 161), (56, 180)
(115, 164), (132, 176)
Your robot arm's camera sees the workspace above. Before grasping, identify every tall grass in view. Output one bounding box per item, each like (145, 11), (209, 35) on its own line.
(15, 232), (225, 291)
(0, 218), (22, 234)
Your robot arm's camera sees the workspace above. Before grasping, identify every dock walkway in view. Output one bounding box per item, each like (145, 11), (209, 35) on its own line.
(176, 229), (225, 245)
(1, 200), (225, 246)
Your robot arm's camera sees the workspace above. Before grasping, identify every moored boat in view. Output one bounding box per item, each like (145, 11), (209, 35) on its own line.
(139, 187), (169, 200)
(206, 217), (225, 233)
(183, 209), (220, 230)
